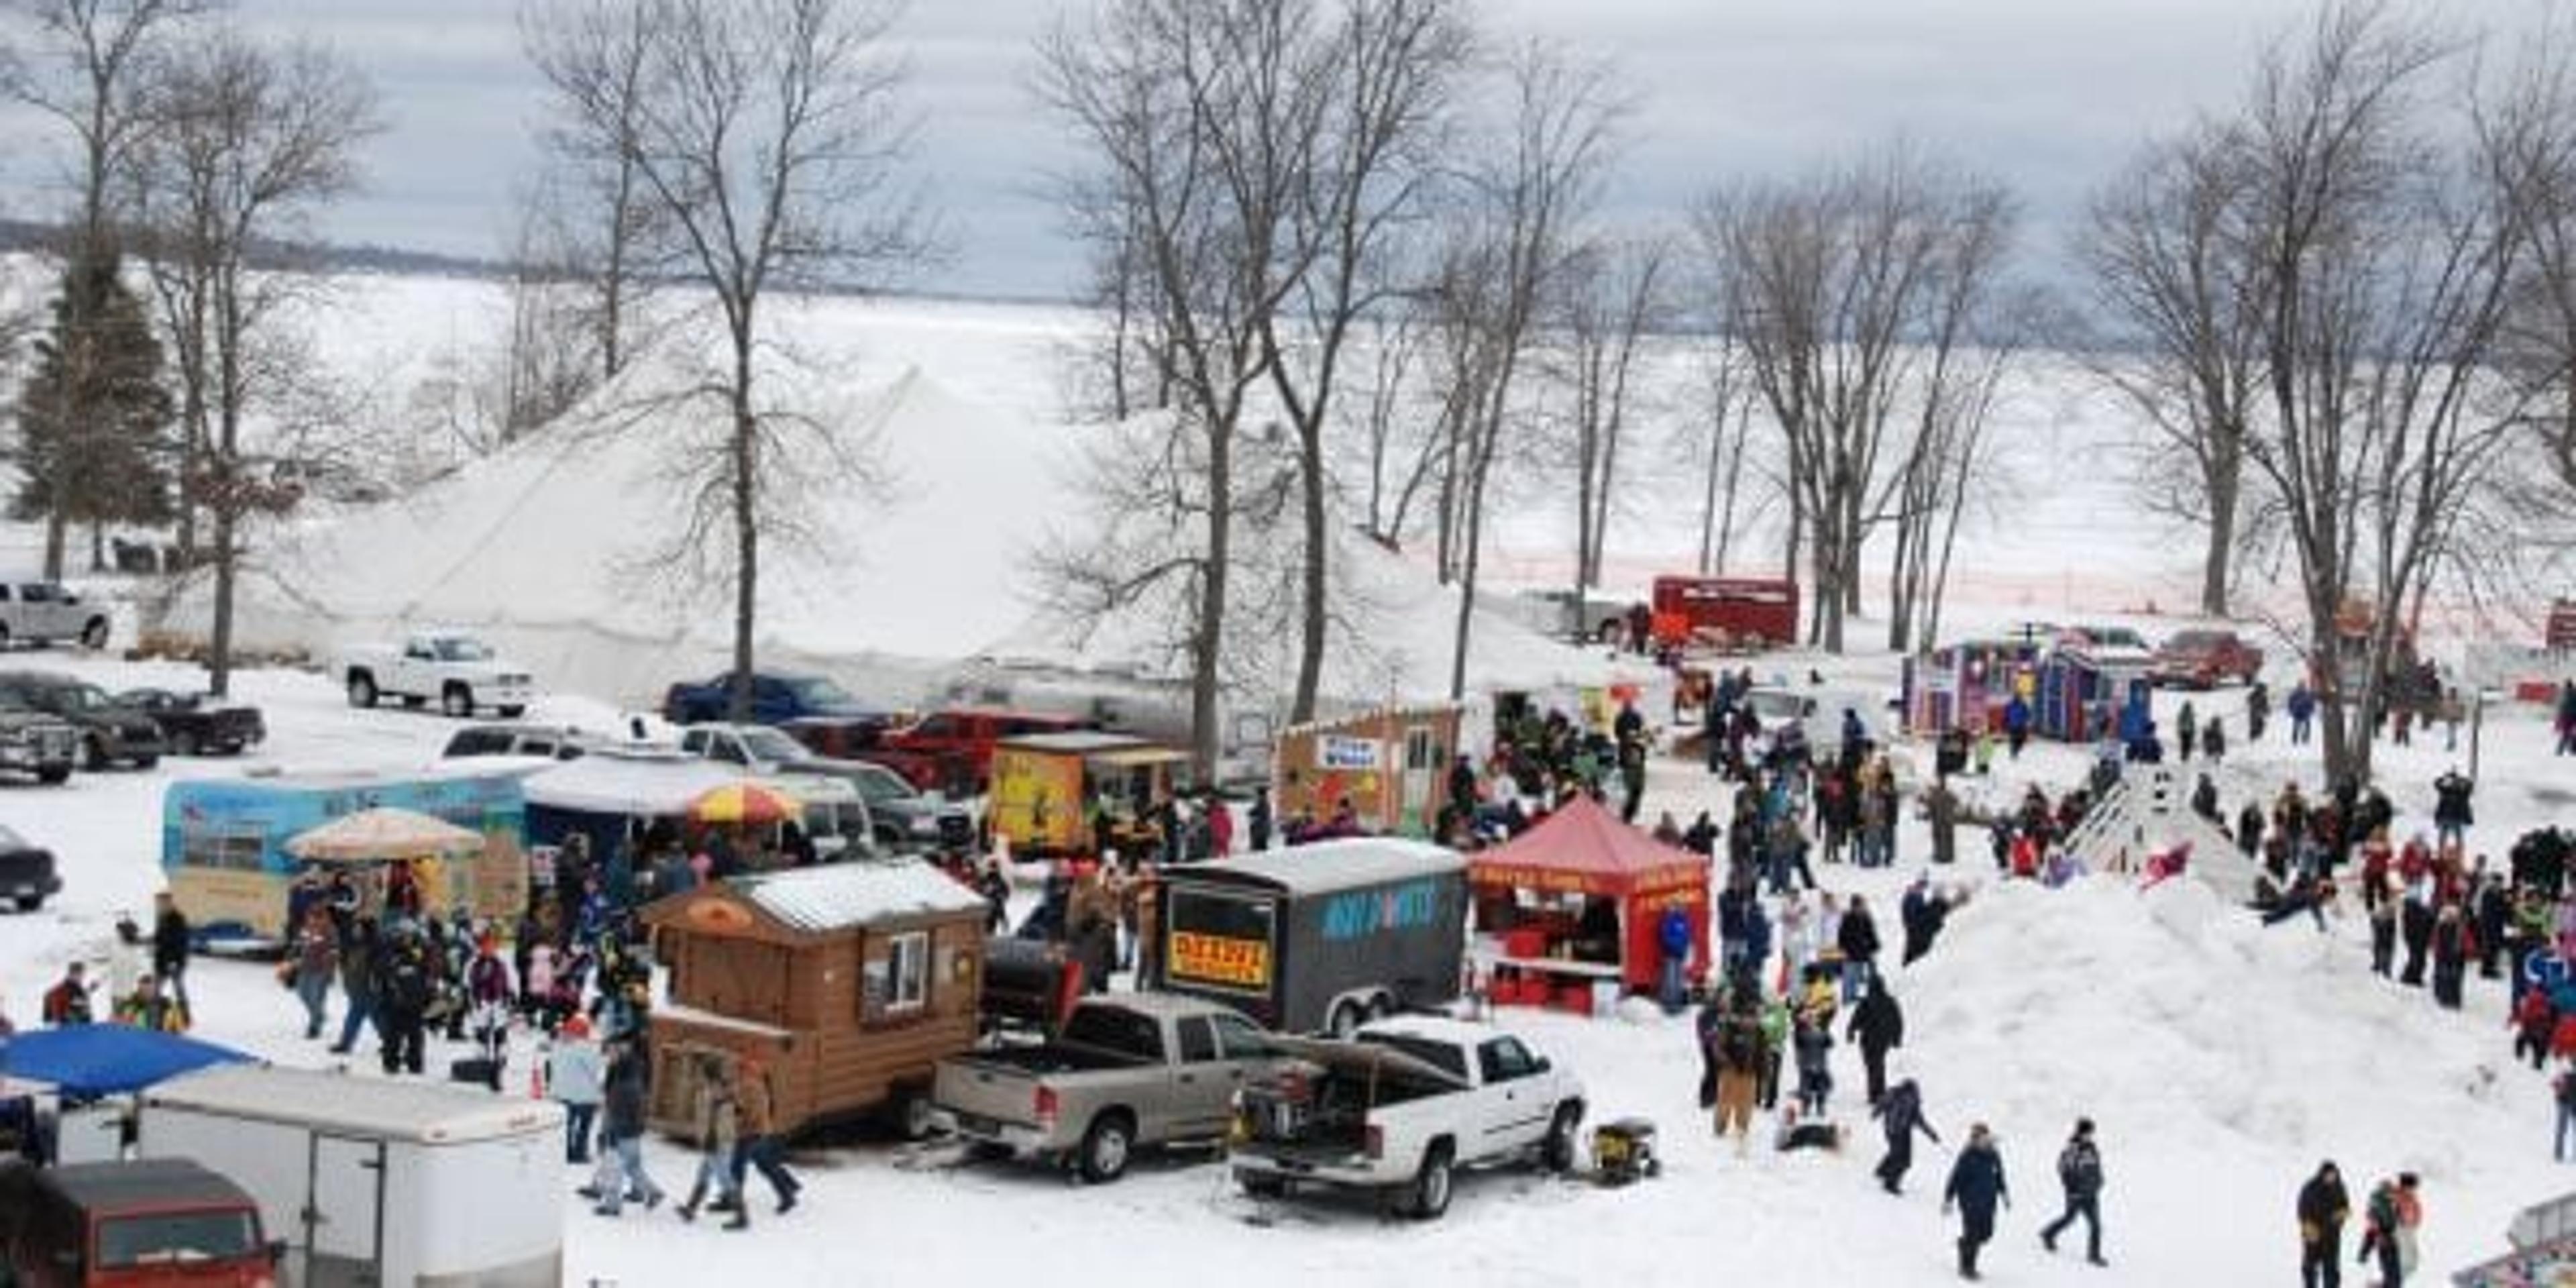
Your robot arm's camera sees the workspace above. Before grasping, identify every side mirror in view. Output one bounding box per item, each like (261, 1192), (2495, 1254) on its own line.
(267, 1238), (290, 1263)
(1531, 1056), (1551, 1073)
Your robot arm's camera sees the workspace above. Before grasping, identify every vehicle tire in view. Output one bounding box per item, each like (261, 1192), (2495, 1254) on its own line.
(172, 729), (201, 757)
(1236, 1170), (1287, 1199)
(83, 735), (109, 773)
(890, 1088), (936, 1142)
(11, 896), (37, 912)
(1327, 1000), (1362, 1039)
(346, 672), (378, 708)
(0, 623), (11, 651)
(441, 684), (474, 719)
(1541, 1104), (1582, 1173)
(400, 695), (424, 709)
(1363, 993), (1393, 1022)
(1076, 1112), (1134, 1184)
(78, 617), (107, 650)
(36, 765), (69, 786)
(1595, 619), (1622, 645)
(497, 704), (527, 720)
(1407, 1143), (1454, 1220)
(131, 753), (158, 771)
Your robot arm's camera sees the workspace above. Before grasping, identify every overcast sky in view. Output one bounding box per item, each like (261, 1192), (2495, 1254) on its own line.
(0, 0), (2545, 300)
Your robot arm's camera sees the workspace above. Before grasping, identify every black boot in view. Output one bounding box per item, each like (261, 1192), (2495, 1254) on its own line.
(677, 1182), (704, 1222)
(724, 1205), (749, 1232)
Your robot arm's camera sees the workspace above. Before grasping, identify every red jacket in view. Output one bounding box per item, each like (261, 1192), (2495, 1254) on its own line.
(2550, 1013), (2576, 1059)
(2516, 989), (2555, 1036)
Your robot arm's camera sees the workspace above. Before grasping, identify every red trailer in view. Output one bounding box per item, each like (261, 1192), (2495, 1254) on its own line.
(1650, 576), (1799, 651)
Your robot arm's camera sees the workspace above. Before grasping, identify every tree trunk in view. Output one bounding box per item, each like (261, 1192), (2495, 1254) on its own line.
(727, 335), (759, 722)
(42, 513), (67, 583)
(1291, 424), (1327, 724)
(209, 500), (237, 698)
(1195, 423), (1234, 785)
(1450, 447), (1489, 700)
(89, 522), (105, 574)
(2200, 457), (2239, 616)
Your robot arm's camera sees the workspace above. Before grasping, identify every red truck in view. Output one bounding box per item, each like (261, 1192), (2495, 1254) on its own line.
(871, 708), (1093, 796)
(0, 1159), (280, 1288)
(1650, 576), (1800, 651)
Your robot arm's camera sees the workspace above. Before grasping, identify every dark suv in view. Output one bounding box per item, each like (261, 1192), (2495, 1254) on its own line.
(0, 674), (164, 770)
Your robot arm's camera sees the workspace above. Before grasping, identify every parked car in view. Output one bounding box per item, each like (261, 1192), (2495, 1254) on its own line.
(0, 705), (77, 784)
(0, 1159), (281, 1288)
(2151, 628), (2265, 688)
(660, 671), (878, 727)
(1228, 1017), (1584, 1220)
(439, 721), (596, 761)
(0, 580), (111, 650)
(335, 631), (535, 718)
(0, 824), (60, 912)
(115, 689), (266, 757)
(934, 994), (1287, 1183)
(844, 759), (974, 853)
(2062, 623), (2157, 667)
(0, 674), (163, 770)
(780, 713), (896, 759)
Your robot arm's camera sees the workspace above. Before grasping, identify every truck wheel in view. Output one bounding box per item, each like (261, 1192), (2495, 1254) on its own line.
(1328, 1001), (1361, 1038)
(1236, 1170), (1287, 1199)
(1077, 1112), (1134, 1184)
(36, 765), (69, 786)
(889, 1088), (935, 1142)
(1407, 1143), (1454, 1220)
(1542, 1104), (1582, 1173)
(13, 895), (39, 912)
(83, 735), (109, 772)
(346, 672), (378, 708)
(441, 685), (474, 718)
(497, 704), (527, 720)
(79, 617), (107, 650)
(172, 729), (201, 757)
(131, 753), (158, 771)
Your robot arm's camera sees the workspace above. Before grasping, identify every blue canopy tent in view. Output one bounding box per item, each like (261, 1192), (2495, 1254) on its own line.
(0, 1026), (253, 1097)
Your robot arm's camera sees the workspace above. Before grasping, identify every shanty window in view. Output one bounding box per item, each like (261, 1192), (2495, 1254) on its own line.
(867, 931), (930, 1020)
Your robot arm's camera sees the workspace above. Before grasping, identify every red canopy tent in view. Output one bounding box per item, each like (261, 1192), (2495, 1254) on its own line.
(1466, 796), (1711, 995)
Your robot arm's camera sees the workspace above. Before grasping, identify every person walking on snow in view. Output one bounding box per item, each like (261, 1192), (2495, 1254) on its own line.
(2178, 701), (2198, 764)
(2039, 1118), (2107, 1267)
(2290, 682), (2319, 746)
(1944, 1122), (2010, 1281)
(2434, 769), (2475, 850)
(1873, 1076), (1940, 1194)
(590, 1036), (666, 1218)
(727, 1057), (802, 1215)
(1849, 979), (1905, 1106)
(2298, 1161), (2351, 1288)
(676, 1061), (750, 1230)
(547, 1015), (606, 1165)
(2359, 1173), (2422, 1287)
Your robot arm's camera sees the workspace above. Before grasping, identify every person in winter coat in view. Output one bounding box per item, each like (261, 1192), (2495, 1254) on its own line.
(1710, 989), (1766, 1155)
(591, 1037), (666, 1217)
(374, 930), (433, 1076)
(2238, 803), (2266, 861)
(2202, 716), (2226, 765)
(41, 961), (95, 1026)
(1656, 901), (1694, 1013)
(2516, 990), (2557, 1072)
(1901, 881), (1951, 967)
(2290, 683), (2318, 745)
(2177, 701), (2198, 764)
(1248, 786), (1275, 852)
(330, 916), (380, 1055)
(113, 973), (182, 1032)
(677, 1061), (750, 1230)
(465, 934), (515, 1071)
(547, 1015), (606, 1165)
(1925, 780), (1960, 866)
(1839, 896), (1882, 1004)
(2433, 770), (2475, 850)
(1873, 1077), (1940, 1195)
(2039, 1118), (2107, 1267)
(1944, 1123), (2010, 1281)
(2431, 906), (2469, 1010)
(2298, 1161), (2351, 1288)
(2358, 1173), (2421, 1287)
(727, 1057), (802, 1215)
(1792, 1010), (1835, 1116)
(2400, 875), (2436, 988)
(150, 893), (191, 1016)
(1849, 980), (1905, 1105)
(2003, 696), (2033, 759)
(2555, 1063), (2576, 1161)
(290, 905), (339, 1040)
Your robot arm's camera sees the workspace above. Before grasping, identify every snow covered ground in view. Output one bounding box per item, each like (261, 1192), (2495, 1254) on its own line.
(0, 645), (2567, 1285)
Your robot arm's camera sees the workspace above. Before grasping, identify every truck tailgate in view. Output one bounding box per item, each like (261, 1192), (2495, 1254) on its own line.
(934, 1057), (1045, 1132)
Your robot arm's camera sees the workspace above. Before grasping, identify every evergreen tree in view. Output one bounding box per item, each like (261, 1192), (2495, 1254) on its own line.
(10, 251), (176, 568)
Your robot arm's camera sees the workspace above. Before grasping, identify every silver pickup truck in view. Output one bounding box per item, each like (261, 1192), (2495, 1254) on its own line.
(933, 994), (1283, 1183)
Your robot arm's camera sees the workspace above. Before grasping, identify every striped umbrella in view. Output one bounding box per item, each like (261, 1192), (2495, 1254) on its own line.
(688, 782), (800, 826)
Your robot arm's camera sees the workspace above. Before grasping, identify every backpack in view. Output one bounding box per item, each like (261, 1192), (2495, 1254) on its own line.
(2367, 1185), (2399, 1234)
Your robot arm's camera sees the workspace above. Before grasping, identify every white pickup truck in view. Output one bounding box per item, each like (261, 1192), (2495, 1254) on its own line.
(1227, 1017), (1582, 1220)
(337, 631), (536, 718)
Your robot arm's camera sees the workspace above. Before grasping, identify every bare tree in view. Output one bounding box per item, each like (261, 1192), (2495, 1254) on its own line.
(542, 0), (928, 721)
(1698, 146), (2019, 653)
(2081, 123), (2268, 616)
(1553, 233), (1669, 593)
(486, 180), (610, 442)
(1349, 305), (1443, 549)
(1680, 327), (1764, 575)
(3, 0), (213, 576)
(1436, 45), (1621, 698)
(2229, 1), (2533, 783)
(125, 31), (379, 695)
(521, 0), (663, 383)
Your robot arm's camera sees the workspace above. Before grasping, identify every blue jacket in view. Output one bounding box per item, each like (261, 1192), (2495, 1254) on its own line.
(1658, 908), (1693, 959)
(1946, 1141), (2009, 1216)
(2003, 696), (2031, 733)
(2288, 687), (2317, 720)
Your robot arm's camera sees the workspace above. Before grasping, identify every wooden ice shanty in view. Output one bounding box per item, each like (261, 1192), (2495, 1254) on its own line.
(640, 861), (989, 1138)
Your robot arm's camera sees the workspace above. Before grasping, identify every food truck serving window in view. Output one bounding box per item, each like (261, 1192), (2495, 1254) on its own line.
(1165, 890), (1275, 994)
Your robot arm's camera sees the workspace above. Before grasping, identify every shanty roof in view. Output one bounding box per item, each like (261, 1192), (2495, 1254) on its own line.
(717, 861), (986, 934)
(1165, 838), (1465, 898)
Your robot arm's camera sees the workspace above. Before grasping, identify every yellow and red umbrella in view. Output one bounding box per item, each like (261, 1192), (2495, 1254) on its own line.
(688, 782), (800, 826)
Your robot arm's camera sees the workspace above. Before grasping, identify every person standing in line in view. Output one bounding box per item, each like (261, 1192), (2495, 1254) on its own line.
(1247, 786), (1274, 853)
(1873, 1077), (1940, 1195)
(2039, 1118), (2107, 1267)
(150, 893), (192, 1020)
(546, 1015), (606, 1166)
(290, 905), (339, 1041)
(2298, 1161), (2351, 1288)
(1943, 1122), (2009, 1281)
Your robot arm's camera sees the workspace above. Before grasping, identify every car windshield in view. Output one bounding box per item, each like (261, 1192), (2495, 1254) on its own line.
(848, 765), (912, 802)
(95, 1210), (260, 1269)
(67, 684), (111, 710)
(431, 637), (493, 661)
(2084, 628), (2147, 649)
(790, 678), (853, 707)
(739, 729), (806, 762)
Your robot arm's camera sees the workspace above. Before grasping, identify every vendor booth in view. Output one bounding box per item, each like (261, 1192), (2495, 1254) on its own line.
(1903, 637), (2041, 737)
(1465, 798), (1711, 1012)
(1273, 703), (1464, 839)
(2034, 645), (2151, 743)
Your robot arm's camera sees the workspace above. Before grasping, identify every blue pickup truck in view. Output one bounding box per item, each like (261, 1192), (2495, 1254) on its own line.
(660, 671), (879, 726)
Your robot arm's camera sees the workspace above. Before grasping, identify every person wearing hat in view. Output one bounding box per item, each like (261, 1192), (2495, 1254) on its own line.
(2040, 1118), (2106, 1267)
(2298, 1161), (2351, 1288)
(546, 1016), (606, 1165)
(1943, 1122), (2010, 1281)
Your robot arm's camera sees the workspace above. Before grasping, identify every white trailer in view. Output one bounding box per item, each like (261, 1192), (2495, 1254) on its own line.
(138, 1065), (565, 1288)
